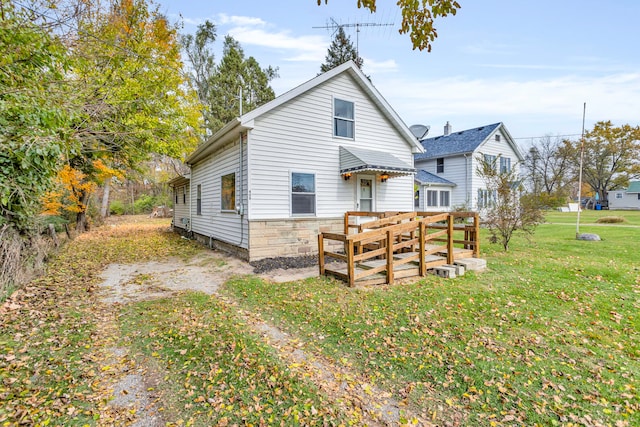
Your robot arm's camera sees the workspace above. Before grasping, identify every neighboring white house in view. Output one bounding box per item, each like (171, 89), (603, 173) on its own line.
(169, 61), (423, 261)
(413, 122), (524, 211)
(608, 181), (640, 210)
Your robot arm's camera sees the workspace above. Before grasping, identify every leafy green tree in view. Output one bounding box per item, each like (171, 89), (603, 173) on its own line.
(208, 35), (278, 133)
(66, 0), (201, 230)
(180, 20), (218, 134)
(477, 156), (544, 251)
(317, 0), (461, 51)
(0, 4), (74, 231)
(320, 26), (363, 73)
(523, 135), (573, 205)
(567, 121), (640, 202)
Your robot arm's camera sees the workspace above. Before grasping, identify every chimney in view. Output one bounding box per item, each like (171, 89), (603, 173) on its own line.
(444, 121), (452, 136)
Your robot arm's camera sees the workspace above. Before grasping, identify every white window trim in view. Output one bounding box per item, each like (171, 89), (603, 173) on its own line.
(220, 172), (237, 213)
(290, 171), (317, 217)
(333, 96), (355, 140)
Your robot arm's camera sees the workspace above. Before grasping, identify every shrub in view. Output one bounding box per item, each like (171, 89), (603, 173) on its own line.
(596, 216), (626, 224)
(133, 194), (155, 214)
(110, 200), (125, 215)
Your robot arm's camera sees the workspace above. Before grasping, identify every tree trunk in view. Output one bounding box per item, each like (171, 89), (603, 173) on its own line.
(100, 177), (112, 218)
(75, 190), (91, 233)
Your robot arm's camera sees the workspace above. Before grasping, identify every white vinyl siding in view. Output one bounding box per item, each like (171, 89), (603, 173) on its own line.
(172, 183), (190, 229)
(190, 137), (248, 248)
(247, 72), (415, 220)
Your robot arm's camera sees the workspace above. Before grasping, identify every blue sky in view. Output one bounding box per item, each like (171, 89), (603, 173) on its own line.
(157, 0), (640, 144)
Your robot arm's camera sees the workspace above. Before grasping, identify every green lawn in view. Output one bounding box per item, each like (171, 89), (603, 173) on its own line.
(224, 215), (640, 426)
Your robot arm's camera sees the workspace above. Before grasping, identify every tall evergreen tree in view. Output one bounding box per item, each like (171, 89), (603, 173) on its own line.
(207, 35), (278, 133)
(320, 26), (363, 73)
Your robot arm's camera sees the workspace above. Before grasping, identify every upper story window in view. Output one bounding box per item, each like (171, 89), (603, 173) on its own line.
(495, 134), (501, 142)
(484, 154), (497, 171)
(334, 98), (354, 139)
(291, 172), (316, 215)
(436, 158), (444, 174)
(500, 157), (511, 173)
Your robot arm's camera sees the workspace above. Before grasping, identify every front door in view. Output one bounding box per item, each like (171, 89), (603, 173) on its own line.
(358, 176), (374, 212)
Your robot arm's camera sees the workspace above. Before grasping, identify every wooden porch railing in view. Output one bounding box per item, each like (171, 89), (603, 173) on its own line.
(319, 211), (480, 286)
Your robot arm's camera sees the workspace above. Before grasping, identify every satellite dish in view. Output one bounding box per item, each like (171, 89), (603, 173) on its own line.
(409, 124), (430, 140)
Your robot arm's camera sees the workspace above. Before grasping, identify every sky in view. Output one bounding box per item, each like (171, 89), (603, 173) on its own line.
(156, 0), (640, 146)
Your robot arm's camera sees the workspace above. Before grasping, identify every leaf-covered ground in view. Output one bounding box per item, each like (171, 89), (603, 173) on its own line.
(1, 214), (639, 426)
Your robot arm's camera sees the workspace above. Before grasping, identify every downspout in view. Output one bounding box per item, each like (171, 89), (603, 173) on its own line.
(237, 131), (245, 246)
(464, 153), (469, 208)
(188, 164), (193, 234)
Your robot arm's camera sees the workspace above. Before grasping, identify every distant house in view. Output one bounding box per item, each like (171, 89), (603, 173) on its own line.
(169, 61), (423, 261)
(608, 181), (640, 210)
(413, 122), (524, 211)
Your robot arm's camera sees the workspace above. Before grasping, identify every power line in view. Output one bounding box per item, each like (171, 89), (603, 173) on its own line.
(514, 133), (582, 140)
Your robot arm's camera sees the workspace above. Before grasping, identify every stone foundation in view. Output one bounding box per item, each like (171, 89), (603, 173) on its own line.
(248, 217), (343, 261)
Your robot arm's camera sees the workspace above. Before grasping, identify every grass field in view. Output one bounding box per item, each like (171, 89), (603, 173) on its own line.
(1, 213), (638, 426)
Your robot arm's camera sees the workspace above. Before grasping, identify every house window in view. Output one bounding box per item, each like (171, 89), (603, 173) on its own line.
(439, 190), (450, 207)
(221, 173), (236, 211)
(500, 157), (511, 173)
(414, 189), (420, 208)
(292, 172), (315, 215)
(175, 189), (178, 204)
(196, 184), (202, 215)
(484, 154), (497, 170)
(637, 193), (640, 200)
(495, 135), (501, 142)
(334, 98), (354, 139)
(427, 190), (438, 207)
(616, 193), (623, 199)
(182, 186), (186, 204)
(436, 158), (444, 174)
(478, 189), (496, 208)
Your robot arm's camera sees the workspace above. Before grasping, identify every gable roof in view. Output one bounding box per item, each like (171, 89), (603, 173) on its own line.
(415, 170), (456, 186)
(626, 181), (640, 193)
(187, 61), (423, 165)
(415, 123), (502, 161)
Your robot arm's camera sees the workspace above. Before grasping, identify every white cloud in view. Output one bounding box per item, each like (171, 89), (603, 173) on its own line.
(363, 58), (398, 74)
(216, 13), (267, 27)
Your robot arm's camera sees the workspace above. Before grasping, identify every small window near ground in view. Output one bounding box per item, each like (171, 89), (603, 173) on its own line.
(427, 190), (438, 207)
(478, 189), (496, 208)
(436, 158), (444, 174)
(616, 193), (623, 199)
(334, 98), (354, 139)
(439, 190), (450, 207)
(292, 172), (316, 215)
(637, 193), (640, 200)
(221, 173), (236, 211)
(196, 184), (202, 215)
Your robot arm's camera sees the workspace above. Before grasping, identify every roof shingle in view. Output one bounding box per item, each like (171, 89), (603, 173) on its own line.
(415, 122), (502, 160)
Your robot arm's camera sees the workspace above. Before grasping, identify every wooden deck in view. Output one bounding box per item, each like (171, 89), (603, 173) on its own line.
(318, 211), (481, 286)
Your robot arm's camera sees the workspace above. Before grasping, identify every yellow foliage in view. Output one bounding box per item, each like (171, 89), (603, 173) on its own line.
(41, 165), (96, 216)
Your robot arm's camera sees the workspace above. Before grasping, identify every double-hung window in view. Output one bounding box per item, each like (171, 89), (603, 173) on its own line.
(500, 157), (511, 173)
(292, 172), (315, 215)
(221, 173), (236, 212)
(196, 184), (202, 215)
(334, 98), (354, 138)
(182, 186), (186, 204)
(427, 190), (438, 207)
(484, 154), (497, 170)
(436, 158), (444, 173)
(439, 190), (450, 207)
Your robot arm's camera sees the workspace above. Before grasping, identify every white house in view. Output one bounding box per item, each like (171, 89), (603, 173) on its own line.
(608, 181), (640, 210)
(413, 122), (524, 211)
(169, 61), (423, 261)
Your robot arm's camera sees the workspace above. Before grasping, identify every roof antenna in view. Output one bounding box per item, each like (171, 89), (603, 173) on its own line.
(313, 17), (393, 59)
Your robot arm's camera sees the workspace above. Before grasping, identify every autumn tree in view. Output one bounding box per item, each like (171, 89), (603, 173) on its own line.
(523, 135), (573, 206)
(0, 3), (74, 232)
(477, 156), (544, 251)
(317, 0), (461, 51)
(320, 26), (363, 73)
(207, 35), (278, 133)
(567, 121), (640, 202)
(65, 0), (201, 229)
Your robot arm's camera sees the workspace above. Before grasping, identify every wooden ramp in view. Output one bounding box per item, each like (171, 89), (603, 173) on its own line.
(319, 211), (482, 287)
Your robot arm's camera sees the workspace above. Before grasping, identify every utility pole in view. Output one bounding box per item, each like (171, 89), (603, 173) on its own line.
(313, 17), (393, 60)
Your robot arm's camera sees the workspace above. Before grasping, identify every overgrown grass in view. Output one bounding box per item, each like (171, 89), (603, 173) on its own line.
(119, 293), (348, 426)
(224, 221), (640, 426)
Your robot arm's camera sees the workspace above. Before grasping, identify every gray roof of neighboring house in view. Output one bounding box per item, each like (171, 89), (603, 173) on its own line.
(415, 170), (456, 186)
(415, 122), (502, 161)
(626, 181), (640, 193)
